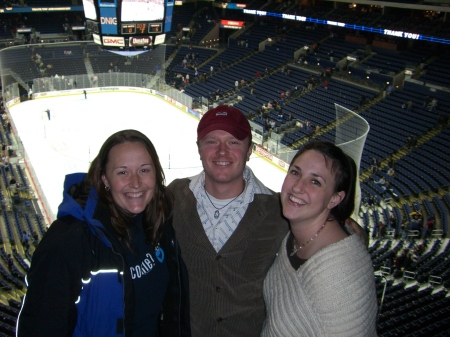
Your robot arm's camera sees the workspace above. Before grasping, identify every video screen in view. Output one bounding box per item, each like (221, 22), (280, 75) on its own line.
(121, 0), (165, 22)
(82, 0), (97, 20)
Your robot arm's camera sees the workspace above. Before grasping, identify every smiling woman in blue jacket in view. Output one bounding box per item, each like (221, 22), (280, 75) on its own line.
(17, 129), (190, 337)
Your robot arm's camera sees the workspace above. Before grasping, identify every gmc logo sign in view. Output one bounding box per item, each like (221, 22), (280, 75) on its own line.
(102, 36), (125, 46)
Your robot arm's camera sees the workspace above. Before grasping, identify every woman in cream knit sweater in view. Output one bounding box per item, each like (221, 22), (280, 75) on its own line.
(262, 141), (378, 337)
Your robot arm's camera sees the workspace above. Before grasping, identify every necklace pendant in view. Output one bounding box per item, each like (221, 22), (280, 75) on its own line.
(214, 210), (220, 219)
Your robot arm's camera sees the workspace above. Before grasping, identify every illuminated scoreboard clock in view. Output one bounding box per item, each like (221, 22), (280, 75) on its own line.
(148, 23), (162, 33)
(121, 23), (162, 35)
(121, 23), (136, 34)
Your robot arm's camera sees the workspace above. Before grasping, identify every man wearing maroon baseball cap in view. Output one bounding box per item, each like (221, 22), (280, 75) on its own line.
(197, 105), (252, 142)
(168, 105), (288, 337)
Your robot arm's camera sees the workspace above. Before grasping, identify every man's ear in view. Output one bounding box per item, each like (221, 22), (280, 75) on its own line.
(197, 141), (202, 160)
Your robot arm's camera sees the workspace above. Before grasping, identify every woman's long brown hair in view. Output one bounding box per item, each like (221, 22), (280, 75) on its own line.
(86, 129), (172, 249)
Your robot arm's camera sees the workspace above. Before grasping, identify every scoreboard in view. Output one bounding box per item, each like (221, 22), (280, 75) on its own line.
(121, 23), (162, 34)
(82, 0), (172, 50)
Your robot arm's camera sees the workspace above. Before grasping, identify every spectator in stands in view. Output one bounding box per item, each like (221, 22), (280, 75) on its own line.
(396, 249), (414, 272)
(277, 111), (284, 122)
(401, 222), (408, 239)
(235, 80), (239, 91)
(378, 221), (387, 238)
(387, 167), (396, 178)
(264, 117), (271, 131)
(439, 114), (449, 129)
(428, 98), (437, 112)
(17, 130), (190, 337)
(406, 100), (413, 112)
(386, 84), (393, 95)
(422, 95), (431, 110)
(287, 112), (293, 121)
(406, 136), (412, 148)
(7, 254), (13, 270)
(308, 125), (314, 140)
(215, 88), (221, 100)
(358, 95), (366, 109)
(328, 50), (334, 60)
(371, 157), (379, 168)
(410, 135), (418, 148)
(302, 80), (308, 92)
(32, 231), (39, 245)
(21, 231), (29, 249)
(424, 214), (435, 237)
(305, 119), (310, 130)
(387, 154), (394, 168)
(389, 212), (396, 229)
(261, 141), (377, 336)
(409, 214), (422, 232)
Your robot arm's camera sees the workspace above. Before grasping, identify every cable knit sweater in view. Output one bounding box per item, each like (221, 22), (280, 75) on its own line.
(262, 233), (378, 337)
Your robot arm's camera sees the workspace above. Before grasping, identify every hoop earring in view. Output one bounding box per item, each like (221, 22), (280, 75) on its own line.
(105, 186), (110, 191)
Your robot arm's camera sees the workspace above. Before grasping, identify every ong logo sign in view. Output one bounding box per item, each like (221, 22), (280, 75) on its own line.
(100, 17), (117, 25)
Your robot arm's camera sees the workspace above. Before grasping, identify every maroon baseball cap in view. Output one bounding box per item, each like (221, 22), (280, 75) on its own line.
(197, 105), (251, 141)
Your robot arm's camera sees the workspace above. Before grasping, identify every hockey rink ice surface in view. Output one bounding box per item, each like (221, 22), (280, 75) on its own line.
(9, 92), (287, 219)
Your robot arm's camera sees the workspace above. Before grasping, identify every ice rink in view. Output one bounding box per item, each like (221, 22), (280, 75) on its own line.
(9, 92), (287, 220)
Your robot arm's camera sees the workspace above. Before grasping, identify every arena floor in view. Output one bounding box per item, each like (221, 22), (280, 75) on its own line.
(8, 91), (287, 220)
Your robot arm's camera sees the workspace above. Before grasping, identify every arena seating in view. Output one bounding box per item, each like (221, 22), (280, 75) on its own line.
(0, 1), (448, 336)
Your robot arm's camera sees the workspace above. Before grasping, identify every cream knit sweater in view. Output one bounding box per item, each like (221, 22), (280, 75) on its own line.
(262, 233), (378, 337)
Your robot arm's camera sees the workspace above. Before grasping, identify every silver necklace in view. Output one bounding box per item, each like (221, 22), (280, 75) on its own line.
(204, 188), (240, 219)
(290, 221), (327, 257)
